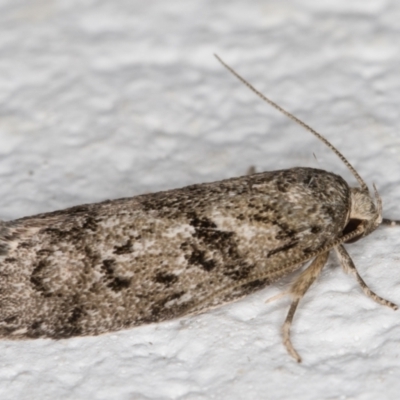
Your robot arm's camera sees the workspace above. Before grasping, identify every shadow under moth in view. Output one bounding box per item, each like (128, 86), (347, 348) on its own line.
(0, 55), (398, 362)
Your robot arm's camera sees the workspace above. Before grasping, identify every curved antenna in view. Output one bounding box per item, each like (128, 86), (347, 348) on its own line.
(214, 54), (368, 191)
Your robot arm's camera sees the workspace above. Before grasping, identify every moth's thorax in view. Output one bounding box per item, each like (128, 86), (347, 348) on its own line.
(349, 187), (381, 236)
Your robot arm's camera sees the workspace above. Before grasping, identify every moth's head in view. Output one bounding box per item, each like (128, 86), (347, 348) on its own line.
(345, 187), (382, 242)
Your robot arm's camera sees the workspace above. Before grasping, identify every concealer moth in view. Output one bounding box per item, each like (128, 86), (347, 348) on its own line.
(0, 55), (398, 363)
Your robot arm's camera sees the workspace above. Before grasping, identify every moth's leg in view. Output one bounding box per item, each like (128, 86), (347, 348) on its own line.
(282, 251), (329, 363)
(335, 244), (398, 310)
(382, 218), (400, 226)
(265, 291), (288, 304)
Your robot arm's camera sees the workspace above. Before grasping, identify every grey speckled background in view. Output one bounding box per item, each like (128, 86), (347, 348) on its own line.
(0, 0), (400, 399)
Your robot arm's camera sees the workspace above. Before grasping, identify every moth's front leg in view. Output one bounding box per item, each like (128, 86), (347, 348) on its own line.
(334, 244), (397, 310)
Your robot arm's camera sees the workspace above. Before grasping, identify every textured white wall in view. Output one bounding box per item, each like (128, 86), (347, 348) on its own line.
(0, 0), (400, 399)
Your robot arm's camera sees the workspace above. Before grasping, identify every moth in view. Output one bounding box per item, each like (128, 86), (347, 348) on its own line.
(0, 55), (398, 363)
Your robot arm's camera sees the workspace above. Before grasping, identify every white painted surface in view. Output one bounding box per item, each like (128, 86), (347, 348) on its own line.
(0, 0), (399, 399)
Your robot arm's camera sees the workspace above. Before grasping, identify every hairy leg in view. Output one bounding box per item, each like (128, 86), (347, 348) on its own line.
(335, 244), (397, 310)
(282, 251), (329, 362)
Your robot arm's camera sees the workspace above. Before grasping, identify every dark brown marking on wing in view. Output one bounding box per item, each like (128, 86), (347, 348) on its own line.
(101, 259), (131, 292)
(267, 241), (299, 257)
(113, 239), (133, 255)
(154, 271), (179, 286)
(30, 259), (52, 297)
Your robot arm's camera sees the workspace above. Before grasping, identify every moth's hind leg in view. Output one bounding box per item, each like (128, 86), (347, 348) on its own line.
(283, 251), (329, 363)
(335, 245), (398, 310)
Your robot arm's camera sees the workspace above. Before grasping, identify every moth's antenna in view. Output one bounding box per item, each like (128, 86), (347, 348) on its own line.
(214, 54), (368, 191)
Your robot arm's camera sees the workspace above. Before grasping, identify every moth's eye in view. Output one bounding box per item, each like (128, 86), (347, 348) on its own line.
(343, 219), (363, 243)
